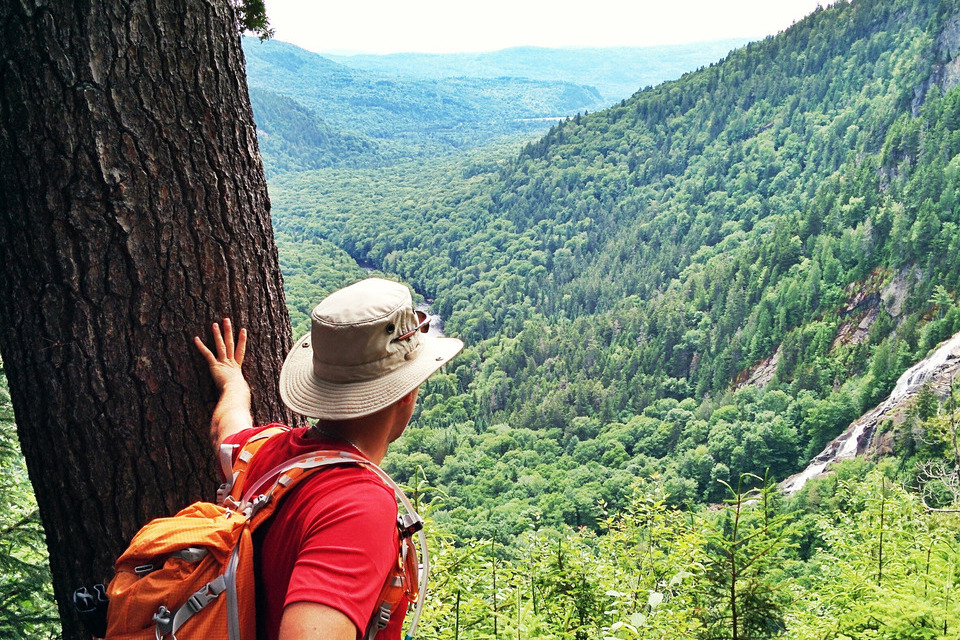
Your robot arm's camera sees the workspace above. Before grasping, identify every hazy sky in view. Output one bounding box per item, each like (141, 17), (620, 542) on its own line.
(264, 0), (826, 55)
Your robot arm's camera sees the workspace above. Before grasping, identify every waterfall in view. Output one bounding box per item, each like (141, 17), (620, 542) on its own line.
(780, 331), (960, 494)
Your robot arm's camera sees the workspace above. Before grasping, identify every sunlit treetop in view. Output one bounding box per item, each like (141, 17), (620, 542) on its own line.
(233, 0), (273, 40)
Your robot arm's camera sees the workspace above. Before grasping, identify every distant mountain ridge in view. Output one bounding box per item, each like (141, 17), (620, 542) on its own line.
(326, 40), (749, 102)
(242, 38), (751, 176)
(242, 37), (605, 174)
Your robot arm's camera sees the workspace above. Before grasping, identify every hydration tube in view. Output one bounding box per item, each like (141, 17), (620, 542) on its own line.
(391, 478), (429, 640)
(238, 450), (430, 640)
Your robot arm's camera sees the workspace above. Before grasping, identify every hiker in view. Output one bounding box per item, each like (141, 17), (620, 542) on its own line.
(194, 277), (463, 640)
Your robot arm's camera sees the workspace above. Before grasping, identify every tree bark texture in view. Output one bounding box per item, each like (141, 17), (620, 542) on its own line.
(0, 1), (296, 636)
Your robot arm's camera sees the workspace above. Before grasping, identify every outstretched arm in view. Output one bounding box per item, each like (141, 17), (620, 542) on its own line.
(194, 318), (254, 451)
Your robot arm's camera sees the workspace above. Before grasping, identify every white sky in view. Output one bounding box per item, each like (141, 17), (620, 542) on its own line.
(264, 0), (826, 55)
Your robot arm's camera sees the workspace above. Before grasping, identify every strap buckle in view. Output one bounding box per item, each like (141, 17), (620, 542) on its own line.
(398, 513), (424, 537)
(186, 588), (216, 613)
(364, 602), (393, 640)
(246, 493), (271, 517)
(153, 577), (226, 640)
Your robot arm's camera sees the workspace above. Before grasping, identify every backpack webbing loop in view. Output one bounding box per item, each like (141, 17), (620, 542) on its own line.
(153, 575), (227, 640)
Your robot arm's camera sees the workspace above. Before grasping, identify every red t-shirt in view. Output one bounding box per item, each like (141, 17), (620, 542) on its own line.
(224, 425), (405, 640)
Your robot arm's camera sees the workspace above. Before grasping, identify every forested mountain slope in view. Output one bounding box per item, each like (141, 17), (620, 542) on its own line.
(249, 87), (384, 174)
(271, 0), (960, 523)
(6, 3), (960, 637)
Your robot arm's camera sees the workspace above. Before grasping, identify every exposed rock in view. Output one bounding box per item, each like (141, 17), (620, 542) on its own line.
(740, 346), (781, 388)
(738, 269), (915, 390)
(832, 267), (919, 351)
(781, 330), (960, 494)
(832, 295), (880, 351)
(934, 13), (960, 92)
(881, 267), (917, 318)
(912, 13), (960, 115)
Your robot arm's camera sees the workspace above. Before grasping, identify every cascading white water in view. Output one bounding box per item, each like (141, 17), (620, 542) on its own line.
(780, 331), (960, 494)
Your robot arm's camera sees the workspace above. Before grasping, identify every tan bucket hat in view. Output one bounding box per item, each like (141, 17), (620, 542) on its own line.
(279, 278), (464, 420)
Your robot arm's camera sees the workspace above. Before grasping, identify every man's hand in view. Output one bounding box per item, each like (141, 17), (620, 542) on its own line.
(194, 318), (254, 450)
(194, 318), (247, 391)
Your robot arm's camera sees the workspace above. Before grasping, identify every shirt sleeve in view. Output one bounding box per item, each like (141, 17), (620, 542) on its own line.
(221, 423), (288, 448)
(283, 473), (400, 635)
(219, 424), (287, 480)
(221, 426), (259, 448)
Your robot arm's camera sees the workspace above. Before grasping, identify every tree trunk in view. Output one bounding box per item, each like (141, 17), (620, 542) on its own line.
(0, 1), (295, 637)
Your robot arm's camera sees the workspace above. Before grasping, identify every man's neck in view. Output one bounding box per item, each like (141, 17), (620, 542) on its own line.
(307, 419), (390, 465)
(304, 389), (416, 465)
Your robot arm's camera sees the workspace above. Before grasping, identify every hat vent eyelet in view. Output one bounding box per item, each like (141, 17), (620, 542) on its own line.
(386, 323), (395, 334)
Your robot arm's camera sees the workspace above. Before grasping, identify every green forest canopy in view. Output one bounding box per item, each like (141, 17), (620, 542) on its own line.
(270, 0), (960, 528)
(263, 4), (960, 632)
(6, 0), (960, 637)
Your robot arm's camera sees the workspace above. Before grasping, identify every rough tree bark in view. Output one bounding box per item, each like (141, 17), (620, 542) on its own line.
(0, 1), (295, 637)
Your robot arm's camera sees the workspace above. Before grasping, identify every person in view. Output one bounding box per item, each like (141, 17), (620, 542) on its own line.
(193, 277), (463, 640)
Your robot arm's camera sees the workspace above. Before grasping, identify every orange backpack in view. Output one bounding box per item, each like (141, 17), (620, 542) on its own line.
(103, 427), (427, 640)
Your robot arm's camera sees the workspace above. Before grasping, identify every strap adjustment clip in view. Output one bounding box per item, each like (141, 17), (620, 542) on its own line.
(398, 513), (424, 537)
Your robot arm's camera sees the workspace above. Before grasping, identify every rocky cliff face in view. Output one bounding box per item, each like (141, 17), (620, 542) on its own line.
(737, 268), (919, 391)
(913, 10), (960, 115)
(781, 330), (960, 493)
(934, 13), (960, 92)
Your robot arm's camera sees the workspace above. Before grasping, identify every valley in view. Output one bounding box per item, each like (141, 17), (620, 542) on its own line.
(254, 1), (960, 634)
(4, 0), (960, 636)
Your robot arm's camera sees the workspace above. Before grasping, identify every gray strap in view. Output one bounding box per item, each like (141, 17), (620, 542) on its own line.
(219, 444), (238, 484)
(364, 601), (393, 640)
(219, 443), (236, 481)
(240, 452), (364, 504)
(218, 443), (239, 505)
(224, 546), (242, 640)
(153, 575), (227, 639)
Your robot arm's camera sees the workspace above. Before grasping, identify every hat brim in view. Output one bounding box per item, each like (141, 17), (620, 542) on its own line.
(279, 332), (464, 420)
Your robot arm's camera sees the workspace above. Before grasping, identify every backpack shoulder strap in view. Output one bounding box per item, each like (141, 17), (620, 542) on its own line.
(217, 425), (291, 506)
(243, 449), (370, 524)
(240, 449), (430, 640)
